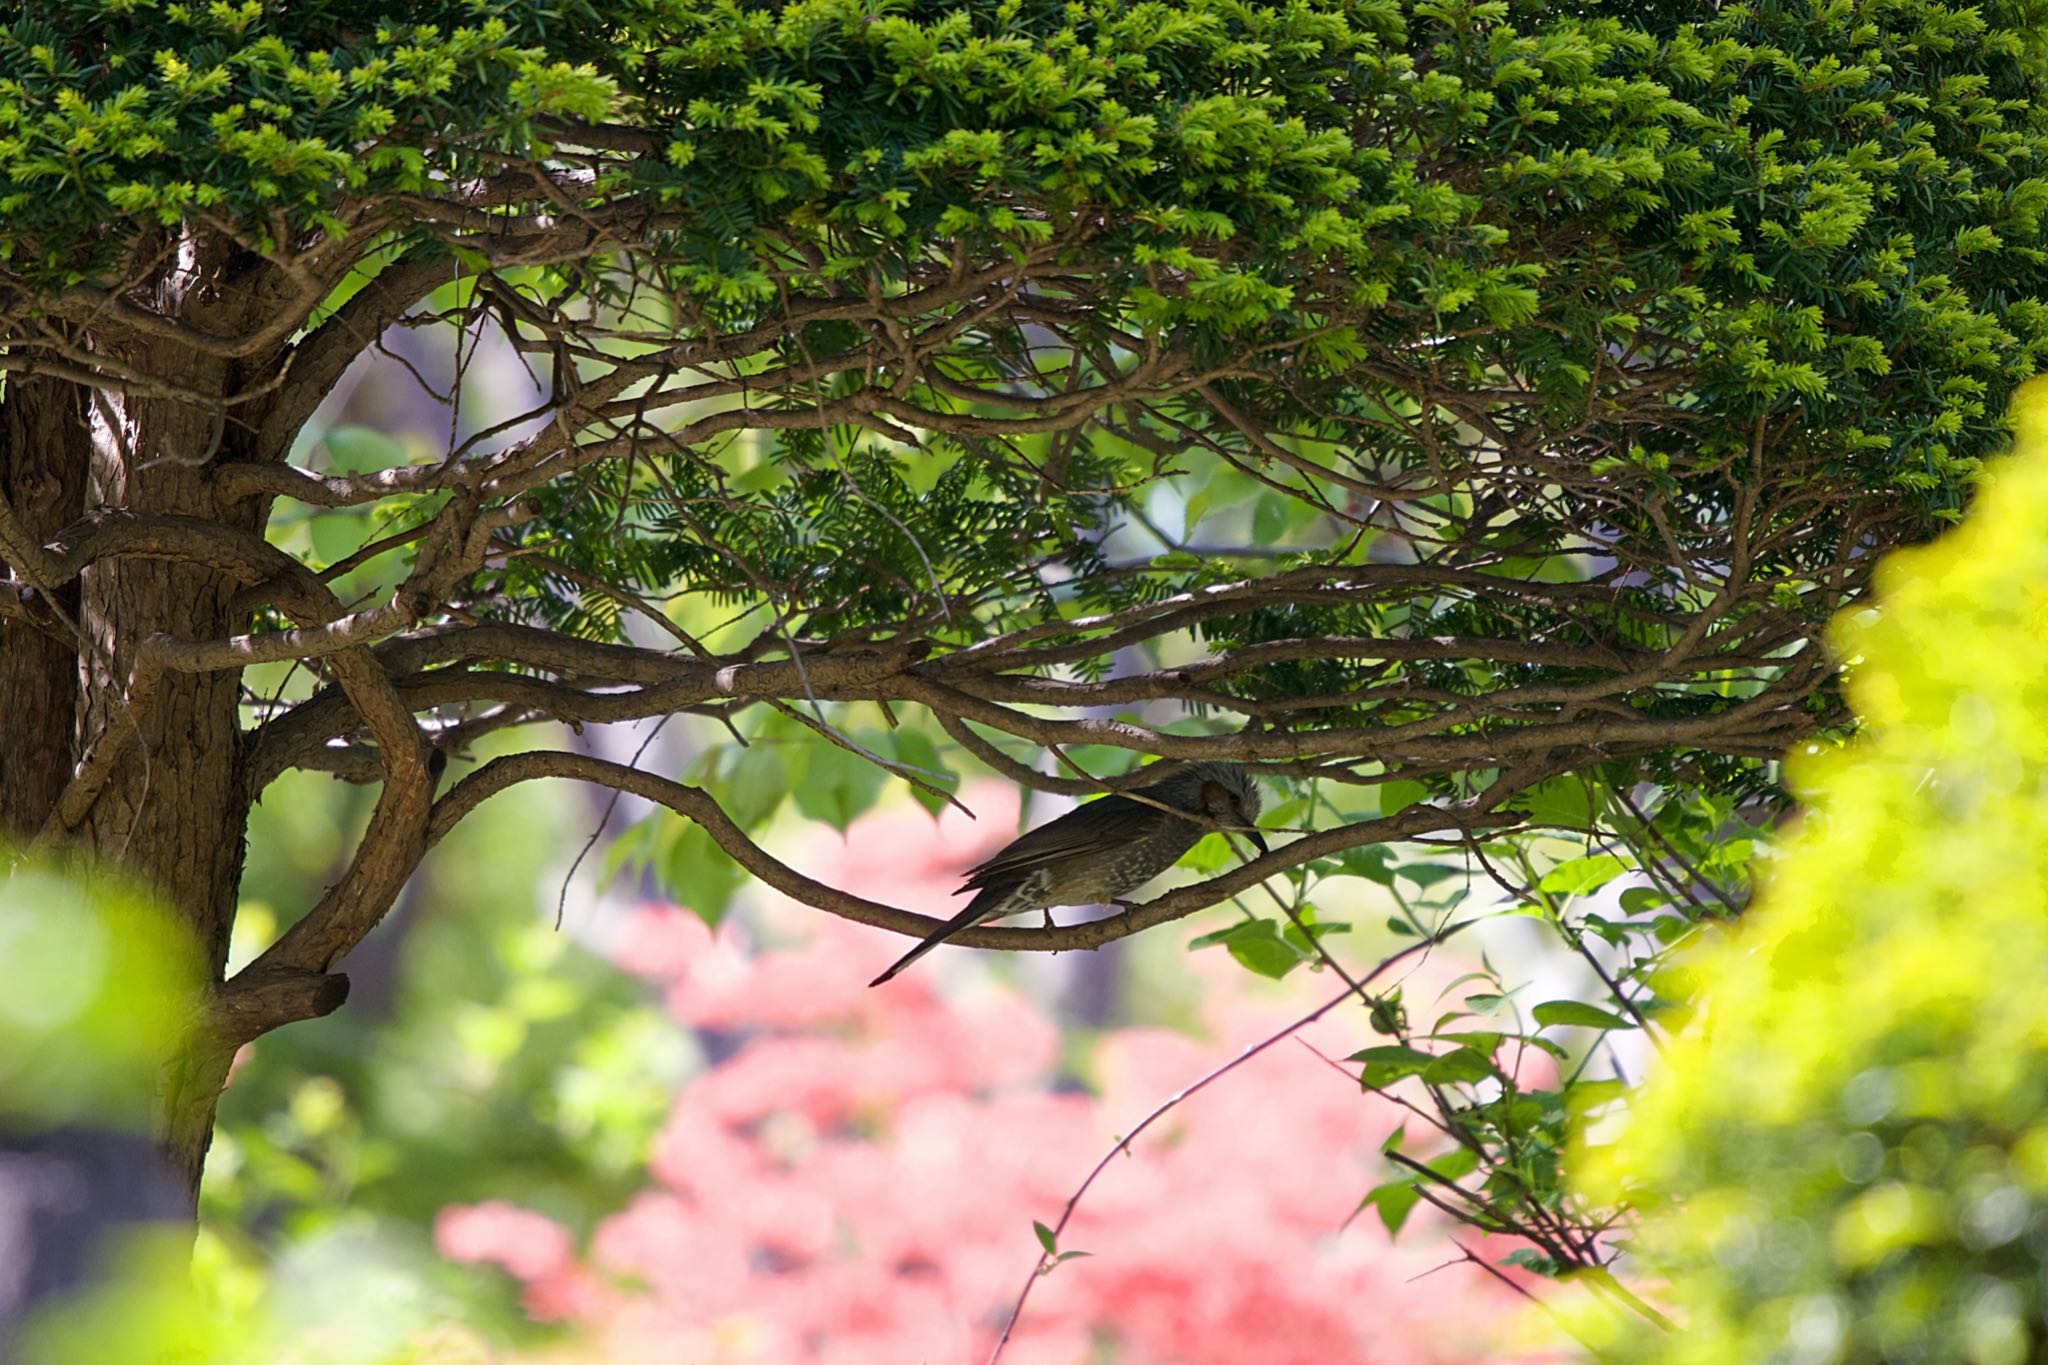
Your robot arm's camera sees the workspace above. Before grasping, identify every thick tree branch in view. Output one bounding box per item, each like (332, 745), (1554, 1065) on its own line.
(238, 643), (434, 979)
(421, 750), (1533, 952)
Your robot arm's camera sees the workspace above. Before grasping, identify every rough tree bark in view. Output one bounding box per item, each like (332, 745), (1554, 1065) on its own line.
(0, 373), (88, 839)
(1, 238), (302, 1203)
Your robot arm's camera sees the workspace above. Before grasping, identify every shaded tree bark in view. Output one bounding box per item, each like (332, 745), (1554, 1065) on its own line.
(0, 372), (89, 839)
(4, 240), (298, 1205)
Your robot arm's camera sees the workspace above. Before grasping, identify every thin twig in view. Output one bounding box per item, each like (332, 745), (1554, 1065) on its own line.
(986, 930), (1464, 1364)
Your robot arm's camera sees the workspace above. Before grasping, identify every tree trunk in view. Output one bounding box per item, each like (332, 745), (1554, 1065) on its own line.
(4, 238), (284, 1208)
(0, 374), (89, 839)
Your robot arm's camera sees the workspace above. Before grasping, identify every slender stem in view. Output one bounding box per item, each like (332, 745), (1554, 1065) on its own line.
(985, 931), (1460, 1364)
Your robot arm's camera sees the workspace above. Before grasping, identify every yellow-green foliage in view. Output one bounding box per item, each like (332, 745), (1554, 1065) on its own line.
(0, 863), (200, 1129)
(1581, 378), (2048, 1363)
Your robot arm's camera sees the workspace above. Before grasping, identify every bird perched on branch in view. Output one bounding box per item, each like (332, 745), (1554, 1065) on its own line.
(869, 761), (1267, 986)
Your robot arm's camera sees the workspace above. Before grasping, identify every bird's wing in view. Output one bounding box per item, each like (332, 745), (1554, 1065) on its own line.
(957, 795), (1162, 890)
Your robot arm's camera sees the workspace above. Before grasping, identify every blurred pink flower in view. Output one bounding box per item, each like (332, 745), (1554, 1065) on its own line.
(435, 1200), (574, 1283)
(610, 902), (710, 980)
(442, 785), (1541, 1361)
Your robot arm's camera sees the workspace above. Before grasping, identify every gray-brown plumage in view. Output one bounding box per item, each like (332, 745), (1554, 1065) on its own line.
(868, 762), (1267, 986)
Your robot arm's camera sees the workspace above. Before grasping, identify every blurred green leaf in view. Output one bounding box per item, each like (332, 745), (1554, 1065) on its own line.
(321, 425), (406, 473)
(1377, 780), (1428, 817)
(722, 744), (788, 826)
(1394, 863), (1462, 890)
(1423, 1048), (1500, 1086)
(1348, 1044), (1436, 1089)
(1618, 886), (1667, 915)
(660, 819), (743, 927)
(1533, 1000), (1635, 1031)
(885, 727), (955, 816)
(1190, 919), (1306, 979)
(1518, 778), (1594, 829)
(1499, 1249), (1563, 1277)
(1538, 855), (1628, 898)
(1252, 494), (1288, 544)
(0, 866), (200, 1128)
(1336, 845), (1398, 886)
(792, 738), (888, 831)
(1358, 1178), (1421, 1237)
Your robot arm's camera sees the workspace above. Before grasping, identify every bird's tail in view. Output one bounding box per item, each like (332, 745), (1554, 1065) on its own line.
(868, 889), (1008, 987)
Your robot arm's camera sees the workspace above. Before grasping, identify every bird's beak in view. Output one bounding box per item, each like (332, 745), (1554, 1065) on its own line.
(1247, 829), (1269, 856)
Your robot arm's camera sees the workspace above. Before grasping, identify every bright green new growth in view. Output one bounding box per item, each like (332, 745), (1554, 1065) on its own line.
(8, 3), (2048, 642)
(0, 864), (200, 1130)
(1581, 378), (2048, 1363)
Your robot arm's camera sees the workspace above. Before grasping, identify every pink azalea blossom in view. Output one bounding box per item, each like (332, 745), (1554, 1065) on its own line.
(435, 1200), (574, 1283)
(441, 787), (1545, 1361)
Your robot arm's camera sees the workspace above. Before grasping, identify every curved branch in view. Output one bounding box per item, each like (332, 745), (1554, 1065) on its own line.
(244, 640), (929, 787)
(235, 644), (434, 982)
(423, 750), (1531, 953)
(252, 246), (460, 458)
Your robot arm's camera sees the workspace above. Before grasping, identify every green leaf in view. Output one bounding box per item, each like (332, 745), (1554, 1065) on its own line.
(1394, 863), (1462, 890)
(1348, 1044), (1436, 1088)
(1179, 831), (1238, 874)
(1518, 777), (1595, 828)
(1538, 855), (1628, 898)
(1189, 918), (1307, 978)
(728, 459), (788, 496)
(1033, 1220), (1058, 1255)
(1367, 993), (1406, 1036)
(1437, 1030), (1502, 1057)
(1252, 493), (1288, 544)
(792, 738), (888, 831)
(599, 816), (658, 887)
(885, 727), (954, 816)
(1562, 1078), (1630, 1115)
(1619, 886), (1668, 915)
(1428, 1146), (1481, 1181)
(321, 424), (406, 473)
(1423, 1047), (1500, 1085)
(1359, 1178), (1422, 1237)
(1279, 907), (1349, 955)
(659, 819), (743, 928)
(1578, 913), (1628, 947)
(306, 509), (368, 566)
(722, 744), (788, 826)
(1532, 1000), (1636, 1031)
(1378, 779), (1429, 816)
(1499, 1249), (1563, 1277)
(1652, 917), (1694, 945)
(1229, 922), (1306, 979)
(1337, 845), (1398, 885)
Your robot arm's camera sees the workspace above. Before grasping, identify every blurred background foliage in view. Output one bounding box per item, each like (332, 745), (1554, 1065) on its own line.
(0, 864), (200, 1132)
(6, 754), (693, 1362)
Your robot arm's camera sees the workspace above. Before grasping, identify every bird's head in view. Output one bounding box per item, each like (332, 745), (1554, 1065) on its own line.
(1176, 762), (1268, 855)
